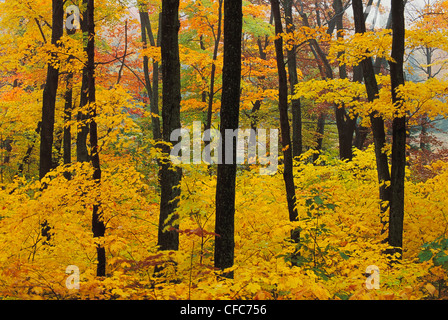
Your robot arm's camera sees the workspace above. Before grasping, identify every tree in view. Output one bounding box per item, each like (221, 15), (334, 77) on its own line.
(62, 9), (78, 178)
(352, 0), (391, 229)
(39, 0), (63, 180)
(296, 0), (357, 161)
(62, 71), (73, 178)
(139, 2), (161, 141)
(38, 0), (63, 243)
(333, 0), (357, 161)
(204, 0), (223, 136)
(285, 0), (302, 158)
(77, 0), (91, 163)
(214, 0), (243, 278)
(388, 0), (407, 259)
(158, 0), (183, 251)
(85, 0), (106, 277)
(271, 0), (299, 240)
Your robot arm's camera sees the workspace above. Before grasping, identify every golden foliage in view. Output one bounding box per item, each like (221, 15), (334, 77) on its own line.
(0, 147), (447, 300)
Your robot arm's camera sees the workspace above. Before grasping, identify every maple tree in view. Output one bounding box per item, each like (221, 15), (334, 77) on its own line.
(158, 0), (182, 254)
(214, 0), (243, 278)
(1, 0), (448, 301)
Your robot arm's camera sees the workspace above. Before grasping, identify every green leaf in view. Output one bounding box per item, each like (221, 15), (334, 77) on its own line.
(418, 248), (433, 262)
(305, 198), (313, 207)
(440, 238), (448, 249)
(335, 292), (351, 300)
(314, 195), (324, 205)
(339, 251), (350, 260)
(434, 251), (448, 266)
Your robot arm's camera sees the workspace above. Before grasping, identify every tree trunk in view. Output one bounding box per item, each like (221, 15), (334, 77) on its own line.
(158, 0), (183, 251)
(353, 65), (369, 150)
(388, 0), (406, 260)
(77, 0), (90, 163)
(333, 0), (357, 161)
(271, 0), (299, 236)
(39, 0), (63, 180)
(420, 115), (429, 152)
(139, 8), (161, 141)
(285, 0), (302, 158)
(204, 0), (223, 134)
(63, 72), (73, 168)
(84, 0), (106, 277)
(352, 0), (391, 232)
(63, 74), (72, 181)
(203, 0), (223, 166)
(214, 0), (243, 278)
(2, 138), (12, 164)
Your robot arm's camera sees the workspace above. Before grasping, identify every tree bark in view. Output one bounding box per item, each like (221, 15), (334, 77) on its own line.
(352, 0), (391, 231)
(39, 0), (63, 179)
(77, 0), (90, 163)
(84, 0), (106, 277)
(333, 0), (357, 161)
(214, 0), (243, 278)
(271, 0), (299, 236)
(204, 0), (223, 134)
(388, 0), (406, 259)
(285, 0), (302, 159)
(139, 8), (161, 141)
(353, 65), (369, 150)
(63, 72), (73, 168)
(158, 0), (183, 251)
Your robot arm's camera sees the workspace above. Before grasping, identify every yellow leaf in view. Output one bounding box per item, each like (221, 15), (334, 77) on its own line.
(425, 283), (437, 296)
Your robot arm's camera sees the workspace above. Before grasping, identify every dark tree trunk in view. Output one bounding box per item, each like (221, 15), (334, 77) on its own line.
(388, 0), (406, 260)
(84, 0), (106, 277)
(63, 72), (73, 168)
(214, 0), (243, 278)
(39, 0), (63, 180)
(285, 0), (302, 158)
(77, 0), (90, 163)
(271, 0), (299, 235)
(333, 0), (357, 161)
(158, 0), (183, 251)
(2, 138), (12, 164)
(336, 110), (357, 161)
(352, 0), (391, 231)
(420, 115), (429, 151)
(139, 8), (161, 141)
(203, 0), (223, 165)
(353, 65), (369, 150)
(204, 0), (223, 134)
(62, 74), (73, 181)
